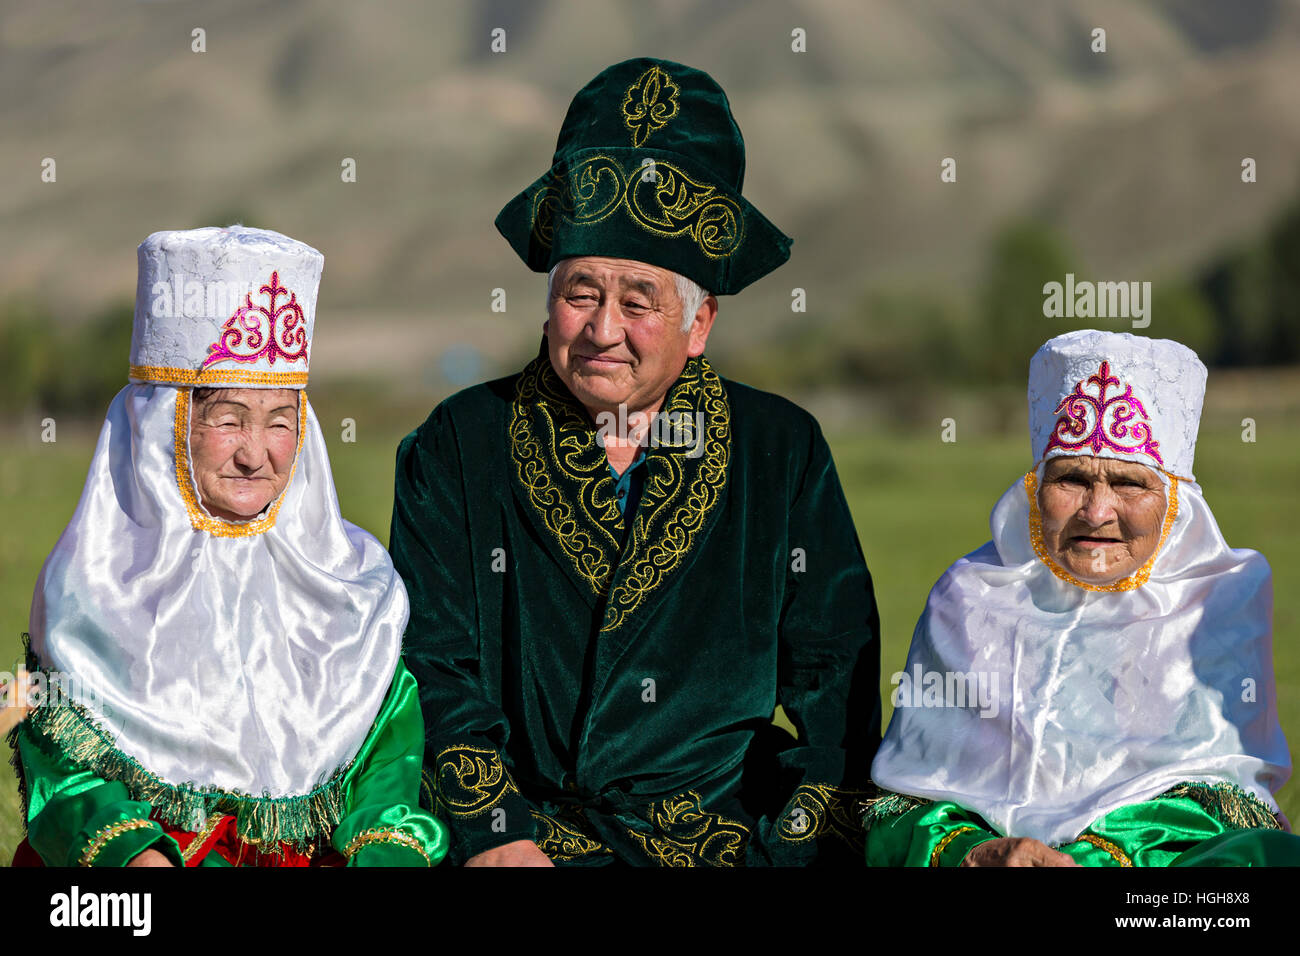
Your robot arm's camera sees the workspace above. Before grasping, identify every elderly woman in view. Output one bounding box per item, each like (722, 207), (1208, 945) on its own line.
(10, 227), (447, 866)
(865, 330), (1296, 867)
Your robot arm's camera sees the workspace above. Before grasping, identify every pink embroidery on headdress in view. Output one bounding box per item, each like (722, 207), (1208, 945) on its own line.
(201, 271), (308, 368)
(1044, 361), (1163, 467)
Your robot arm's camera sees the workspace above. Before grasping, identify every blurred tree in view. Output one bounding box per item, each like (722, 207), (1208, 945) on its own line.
(978, 221), (1078, 384)
(1146, 279), (1218, 359)
(0, 301), (56, 415)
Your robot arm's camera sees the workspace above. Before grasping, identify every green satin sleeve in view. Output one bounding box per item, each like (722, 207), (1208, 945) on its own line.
(332, 659), (450, 867)
(864, 798), (999, 867)
(1062, 792), (1300, 867)
(17, 725), (184, 867)
(1058, 796), (1229, 866)
(865, 786), (1300, 867)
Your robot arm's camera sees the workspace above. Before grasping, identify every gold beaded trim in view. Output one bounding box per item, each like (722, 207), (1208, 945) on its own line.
(930, 826), (979, 867)
(1025, 470), (1179, 592)
(130, 364), (308, 387)
(342, 828), (431, 866)
(1074, 832), (1132, 866)
(180, 812), (228, 865)
(80, 818), (157, 867)
(172, 388), (307, 538)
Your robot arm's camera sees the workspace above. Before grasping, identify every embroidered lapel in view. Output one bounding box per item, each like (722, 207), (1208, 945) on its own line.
(508, 344), (731, 633)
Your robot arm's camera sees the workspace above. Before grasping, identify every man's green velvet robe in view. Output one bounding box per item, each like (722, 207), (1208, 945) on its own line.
(390, 341), (880, 865)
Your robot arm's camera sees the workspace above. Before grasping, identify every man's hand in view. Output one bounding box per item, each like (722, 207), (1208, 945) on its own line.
(961, 837), (1080, 867)
(464, 840), (554, 867)
(126, 848), (176, 867)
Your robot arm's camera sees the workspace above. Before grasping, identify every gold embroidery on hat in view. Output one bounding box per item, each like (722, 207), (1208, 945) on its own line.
(1025, 470), (1179, 592)
(622, 65), (680, 147)
(173, 387), (307, 538)
(530, 154), (745, 260)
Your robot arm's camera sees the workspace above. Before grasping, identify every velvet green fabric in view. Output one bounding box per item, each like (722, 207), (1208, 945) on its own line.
(14, 660), (446, 866)
(494, 57), (792, 295)
(390, 339), (881, 866)
(864, 783), (1300, 867)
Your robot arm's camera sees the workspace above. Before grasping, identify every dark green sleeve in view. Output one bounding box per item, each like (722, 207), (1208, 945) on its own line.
(16, 725), (184, 867)
(388, 406), (538, 864)
(764, 418), (882, 864)
(332, 659), (450, 866)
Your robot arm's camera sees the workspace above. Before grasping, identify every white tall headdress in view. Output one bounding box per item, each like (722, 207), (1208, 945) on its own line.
(25, 227), (404, 848)
(130, 226), (322, 388)
(871, 330), (1289, 847)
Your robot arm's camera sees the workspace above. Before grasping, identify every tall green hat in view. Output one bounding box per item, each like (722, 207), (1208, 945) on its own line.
(495, 57), (792, 295)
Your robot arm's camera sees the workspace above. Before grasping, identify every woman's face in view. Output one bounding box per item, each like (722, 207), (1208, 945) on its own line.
(1037, 455), (1167, 585)
(189, 388), (299, 521)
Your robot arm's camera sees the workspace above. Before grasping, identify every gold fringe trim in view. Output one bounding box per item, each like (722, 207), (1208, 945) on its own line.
(1160, 781), (1283, 831)
(860, 788), (932, 828)
(22, 690), (350, 851)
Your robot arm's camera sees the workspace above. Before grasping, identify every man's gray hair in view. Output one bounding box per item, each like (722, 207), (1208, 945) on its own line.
(547, 264), (709, 332)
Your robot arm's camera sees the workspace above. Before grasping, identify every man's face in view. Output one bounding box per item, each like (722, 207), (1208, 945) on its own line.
(189, 387), (299, 520)
(545, 256), (716, 420)
(1037, 455), (1168, 585)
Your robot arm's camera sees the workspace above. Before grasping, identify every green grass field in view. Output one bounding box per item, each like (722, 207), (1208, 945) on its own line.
(2, 393), (1296, 861)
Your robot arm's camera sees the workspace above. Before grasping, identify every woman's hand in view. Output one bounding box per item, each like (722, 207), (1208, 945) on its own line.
(464, 840), (554, 867)
(126, 849), (175, 867)
(961, 837), (1080, 867)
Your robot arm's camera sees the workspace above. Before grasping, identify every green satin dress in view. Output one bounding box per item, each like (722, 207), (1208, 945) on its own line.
(863, 783), (1300, 866)
(12, 660), (448, 867)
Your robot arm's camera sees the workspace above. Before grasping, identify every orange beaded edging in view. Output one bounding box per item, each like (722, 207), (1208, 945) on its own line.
(342, 828), (431, 865)
(1025, 470), (1179, 593)
(80, 818), (157, 867)
(173, 388), (307, 538)
(131, 363), (309, 387)
(1074, 833), (1132, 866)
(930, 826), (979, 867)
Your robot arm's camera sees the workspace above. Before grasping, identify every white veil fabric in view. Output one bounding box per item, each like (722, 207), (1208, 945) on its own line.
(23, 227), (406, 839)
(28, 384), (404, 826)
(870, 331), (1290, 846)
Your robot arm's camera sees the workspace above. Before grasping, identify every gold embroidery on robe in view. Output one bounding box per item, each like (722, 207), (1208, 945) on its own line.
(776, 782), (870, 852)
(531, 806), (612, 861)
(433, 745), (521, 817)
(624, 790), (749, 867)
(509, 351), (730, 634)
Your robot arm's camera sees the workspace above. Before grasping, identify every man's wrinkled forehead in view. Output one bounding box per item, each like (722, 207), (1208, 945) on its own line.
(554, 257), (673, 298)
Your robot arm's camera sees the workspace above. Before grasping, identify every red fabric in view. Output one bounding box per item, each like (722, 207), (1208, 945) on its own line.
(10, 817), (346, 867)
(11, 838), (43, 867)
(155, 813), (345, 867)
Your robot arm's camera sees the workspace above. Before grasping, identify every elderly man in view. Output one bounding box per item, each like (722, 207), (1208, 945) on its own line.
(390, 58), (879, 866)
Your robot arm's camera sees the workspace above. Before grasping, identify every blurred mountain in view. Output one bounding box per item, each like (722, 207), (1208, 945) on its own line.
(2, 0), (1299, 380)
